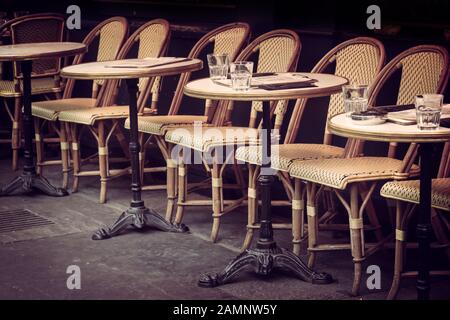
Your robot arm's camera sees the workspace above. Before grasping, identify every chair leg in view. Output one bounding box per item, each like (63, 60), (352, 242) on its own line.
(34, 117), (43, 175)
(70, 124), (80, 193)
(241, 164), (258, 251)
(60, 122), (70, 189)
(211, 155), (223, 243)
(174, 149), (187, 225)
(359, 183), (383, 242)
(388, 201), (406, 300)
(292, 178), (304, 256)
(98, 121), (108, 203)
(11, 97), (22, 171)
(348, 184), (364, 297)
(306, 182), (318, 268)
(165, 144), (177, 222)
(232, 158), (246, 197)
(114, 125), (130, 158)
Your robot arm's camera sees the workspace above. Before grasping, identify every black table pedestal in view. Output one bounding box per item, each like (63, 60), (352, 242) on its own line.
(417, 143), (433, 300)
(199, 101), (332, 287)
(92, 78), (188, 240)
(0, 60), (67, 197)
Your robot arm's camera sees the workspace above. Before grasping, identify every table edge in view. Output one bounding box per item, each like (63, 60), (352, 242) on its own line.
(60, 59), (203, 80)
(183, 74), (348, 101)
(0, 42), (86, 61)
(328, 119), (450, 143)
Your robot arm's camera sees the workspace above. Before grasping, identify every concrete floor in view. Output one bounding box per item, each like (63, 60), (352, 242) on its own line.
(0, 157), (449, 300)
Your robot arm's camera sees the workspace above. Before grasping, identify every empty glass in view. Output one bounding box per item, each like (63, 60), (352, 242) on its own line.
(207, 53), (229, 80)
(415, 94), (443, 130)
(230, 61), (254, 91)
(342, 84), (369, 117)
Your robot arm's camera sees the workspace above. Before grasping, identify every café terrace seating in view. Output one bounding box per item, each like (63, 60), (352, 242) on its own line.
(0, 13), (65, 170)
(164, 29), (301, 242)
(381, 141), (450, 299)
(31, 17), (128, 189)
(0, 12), (448, 299)
(57, 19), (170, 203)
(235, 37), (386, 253)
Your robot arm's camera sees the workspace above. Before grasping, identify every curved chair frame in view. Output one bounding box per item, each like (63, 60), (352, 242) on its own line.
(168, 29), (301, 243)
(64, 18), (170, 203)
(383, 142), (450, 299)
(135, 22), (250, 215)
(0, 13), (65, 170)
(241, 37), (386, 251)
(292, 44), (449, 297)
(32, 16), (129, 188)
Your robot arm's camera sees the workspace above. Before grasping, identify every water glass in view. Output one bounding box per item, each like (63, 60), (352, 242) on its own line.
(207, 53), (229, 80)
(342, 84), (369, 117)
(415, 94), (443, 130)
(230, 61), (254, 91)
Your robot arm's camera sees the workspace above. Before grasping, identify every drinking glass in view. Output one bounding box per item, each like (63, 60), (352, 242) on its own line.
(230, 61), (254, 91)
(342, 84), (369, 117)
(415, 94), (443, 130)
(207, 53), (229, 80)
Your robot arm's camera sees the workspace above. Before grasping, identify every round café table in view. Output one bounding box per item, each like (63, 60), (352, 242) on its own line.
(328, 113), (450, 300)
(60, 58), (203, 239)
(183, 72), (348, 287)
(0, 42), (86, 197)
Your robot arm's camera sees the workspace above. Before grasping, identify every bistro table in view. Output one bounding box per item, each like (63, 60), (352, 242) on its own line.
(0, 42), (86, 197)
(328, 113), (450, 300)
(60, 58), (203, 239)
(183, 72), (348, 287)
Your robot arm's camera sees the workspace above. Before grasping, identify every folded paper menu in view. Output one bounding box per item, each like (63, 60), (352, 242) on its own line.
(386, 104), (450, 125)
(214, 73), (316, 88)
(105, 57), (189, 68)
(251, 73), (316, 86)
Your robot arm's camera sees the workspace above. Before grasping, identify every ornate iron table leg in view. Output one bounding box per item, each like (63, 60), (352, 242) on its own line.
(0, 60), (68, 197)
(199, 101), (332, 287)
(92, 78), (188, 240)
(417, 143), (433, 300)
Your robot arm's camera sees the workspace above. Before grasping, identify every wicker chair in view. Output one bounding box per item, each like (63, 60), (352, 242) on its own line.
(165, 29), (301, 242)
(235, 37), (386, 252)
(381, 142), (450, 299)
(57, 19), (170, 203)
(288, 45), (449, 296)
(31, 17), (129, 189)
(0, 13), (65, 170)
(124, 22), (250, 218)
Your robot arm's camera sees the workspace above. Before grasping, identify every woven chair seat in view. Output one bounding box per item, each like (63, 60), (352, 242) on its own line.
(381, 178), (450, 212)
(289, 156), (420, 190)
(32, 98), (97, 121)
(58, 106), (155, 125)
(125, 115), (208, 136)
(0, 77), (62, 98)
(235, 143), (344, 172)
(165, 126), (260, 152)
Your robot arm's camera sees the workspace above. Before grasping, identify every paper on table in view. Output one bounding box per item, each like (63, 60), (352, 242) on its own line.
(387, 104), (450, 122)
(251, 73), (315, 86)
(214, 73), (315, 87)
(104, 57), (188, 68)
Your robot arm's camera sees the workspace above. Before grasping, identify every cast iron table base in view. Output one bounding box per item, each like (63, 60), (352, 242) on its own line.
(199, 101), (332, 287)
(92, 78), (188, 240)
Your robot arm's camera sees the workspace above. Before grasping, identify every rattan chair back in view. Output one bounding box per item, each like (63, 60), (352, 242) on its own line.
(218, 29), (301, 130)
(102, 19), (170, 110)
(8, 13), (65, 85)
(62, 17), (129, 102)
(167, 22), (250, 117)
